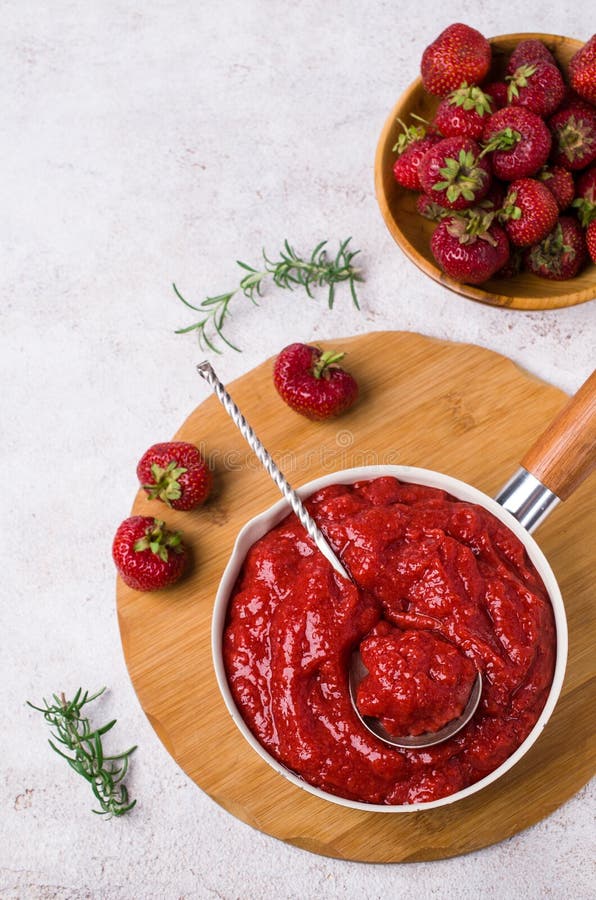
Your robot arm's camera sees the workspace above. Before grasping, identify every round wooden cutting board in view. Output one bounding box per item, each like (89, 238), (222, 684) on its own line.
(116, 332), (595, 862)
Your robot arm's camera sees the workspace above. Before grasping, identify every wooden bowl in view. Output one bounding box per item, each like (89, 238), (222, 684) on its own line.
(374, 33), (596, 310)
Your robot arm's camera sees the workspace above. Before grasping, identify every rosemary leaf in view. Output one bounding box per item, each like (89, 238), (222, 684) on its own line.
(174, 237), (363, 353)
(27, 688), (137, 819)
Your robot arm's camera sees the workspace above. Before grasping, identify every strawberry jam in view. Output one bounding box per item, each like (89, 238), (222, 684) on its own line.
(223, 477), (556, 805)
(356, 624), (477, 737)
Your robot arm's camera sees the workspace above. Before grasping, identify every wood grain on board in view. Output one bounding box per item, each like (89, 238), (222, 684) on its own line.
(117, 332), (595, 862)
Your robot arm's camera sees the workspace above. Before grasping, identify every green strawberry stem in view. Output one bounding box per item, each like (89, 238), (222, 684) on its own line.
(555, 114), (596, 164)
(313, 349), (346, 379)
(448, 83), (492, 115)
(500, 191), (522, 223)
(480, 127), (521, 156)
(134, 519), (184, 562)
(143, 461), (187, 506)
(529, 223), (575, 271)
(433, 149), (488, 203)
(506, 64), (537, 102)
(445, 211), (497, 246)
(392, 118), (428, 154)
(572, 197), (596, 227)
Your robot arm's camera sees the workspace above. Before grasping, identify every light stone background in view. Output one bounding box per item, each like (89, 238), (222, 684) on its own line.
(2, 1), (595, 898)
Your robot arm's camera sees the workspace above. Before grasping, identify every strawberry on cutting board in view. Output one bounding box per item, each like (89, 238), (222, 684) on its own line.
(113, 516), (187, 591)
(137, 441), (212, 510)
(273, 343), (358, 420)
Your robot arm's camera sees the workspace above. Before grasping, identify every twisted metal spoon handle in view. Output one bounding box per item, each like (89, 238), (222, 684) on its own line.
(196, 360), (349, 579)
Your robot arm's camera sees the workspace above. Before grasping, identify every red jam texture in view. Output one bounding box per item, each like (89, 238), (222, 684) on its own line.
(356, 623), (477, 737)
(223, 478), (556, 805)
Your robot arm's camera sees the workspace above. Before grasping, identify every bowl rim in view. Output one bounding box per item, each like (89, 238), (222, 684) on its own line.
(211, 464), (568, 813)
(374, 32), (595, 310)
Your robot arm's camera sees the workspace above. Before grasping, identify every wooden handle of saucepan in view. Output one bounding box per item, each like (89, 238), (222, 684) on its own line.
(521, 369), (596, 501)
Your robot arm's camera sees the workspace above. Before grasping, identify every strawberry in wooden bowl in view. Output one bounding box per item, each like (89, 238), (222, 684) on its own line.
(375, 28), (596, 309)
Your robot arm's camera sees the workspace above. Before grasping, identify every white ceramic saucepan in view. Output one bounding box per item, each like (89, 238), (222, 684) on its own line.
(211, 371), (595, 813)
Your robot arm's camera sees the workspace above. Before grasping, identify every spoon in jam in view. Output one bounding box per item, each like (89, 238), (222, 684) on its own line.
(348, 653), (482, 749)
(197, 360), (482, 749)
(196, 361), (350, 578)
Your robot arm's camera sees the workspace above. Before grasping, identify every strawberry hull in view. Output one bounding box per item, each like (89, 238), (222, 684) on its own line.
(418, 137), (492, 210)
(524, 216), (588, 280)
(548, 102), (596, 171)
(137, 441), (212, 510)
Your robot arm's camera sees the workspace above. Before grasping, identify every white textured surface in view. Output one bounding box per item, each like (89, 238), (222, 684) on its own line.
(2, 2), (595, 898)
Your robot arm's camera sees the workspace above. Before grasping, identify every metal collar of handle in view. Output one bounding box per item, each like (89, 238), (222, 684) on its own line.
(495, 467), (560, 534)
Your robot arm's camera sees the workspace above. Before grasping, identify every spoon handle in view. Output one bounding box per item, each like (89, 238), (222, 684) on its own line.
(196, 361), (349, 580)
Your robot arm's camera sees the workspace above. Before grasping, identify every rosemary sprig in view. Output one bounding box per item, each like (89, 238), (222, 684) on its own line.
(27, 687), (136, 818)
(174, 237), (362, 353)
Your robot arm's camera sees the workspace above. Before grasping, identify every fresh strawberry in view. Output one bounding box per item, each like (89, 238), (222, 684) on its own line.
(136, 441), (212, 510)
(572, 164), (596, 225)
(430, 213), (510, 284)
(392, 121), (441, 190)
(433, 83), (494, 140)
(508, 39), (557, 70)
(537, 165), (575, 211)
(506, 61), (565, 118)
(483, 81), (508, 110)
(568, 35), (596, 105)
(524, 216), (588, 280)
(416, 193), (448, 221)
(420, 23), (491, 97)
(112, 516), (187, 591)
(273, 343), (358, 420)
(418, 136), (492, 209)
(586, 220), (596, 263)
(548, 102), (596, 171)
(482, 106), (551, 180)
(499, 178), (559, 247)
